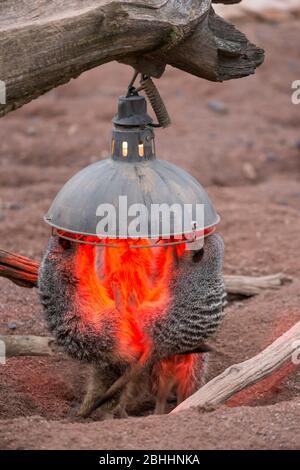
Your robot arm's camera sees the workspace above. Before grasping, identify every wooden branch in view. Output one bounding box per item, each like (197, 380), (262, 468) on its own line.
(172, 321), (300, 413)
(224, 273), (291, 297)
(0, 250), (39, 288)
(164, 10), (264, 81)
(124, 9), (264, 82)
(0, 1), (264, 117)
(0, 335), (61, 357)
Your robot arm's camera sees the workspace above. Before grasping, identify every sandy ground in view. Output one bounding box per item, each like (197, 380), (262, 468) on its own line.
(0, 19), (300, 450)
(215, 0), (300, 20)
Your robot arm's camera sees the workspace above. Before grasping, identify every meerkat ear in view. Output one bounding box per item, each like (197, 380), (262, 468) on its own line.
(192, 248), (204, 263)
(58, 237), (72, 250)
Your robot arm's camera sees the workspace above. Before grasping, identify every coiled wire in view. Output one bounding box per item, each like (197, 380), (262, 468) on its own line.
(140, 75), (171, 128)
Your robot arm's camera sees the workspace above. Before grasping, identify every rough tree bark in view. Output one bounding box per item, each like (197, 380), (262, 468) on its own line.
(0, 0), (263, 117)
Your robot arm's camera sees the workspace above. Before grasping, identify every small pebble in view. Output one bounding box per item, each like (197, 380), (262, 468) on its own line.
(266, 152), (277, 162)
(288, 60), (299, 72)
(175, 89), (184, 98)
(26, 126), (37, 136)
(3, 201), (23, 210)
(208, 132), (217, 140)
(242, 162), (257, 181)
(207, 100), (229, 115)
(245, 140), (254, 149)
(7, 322), (17, 330)
(68, 124), (78, 136)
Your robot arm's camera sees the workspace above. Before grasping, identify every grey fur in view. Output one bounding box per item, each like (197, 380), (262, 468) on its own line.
(39, 237), (122, 365)
(151, 234), (226, 358)
(38, 233), (226, 410)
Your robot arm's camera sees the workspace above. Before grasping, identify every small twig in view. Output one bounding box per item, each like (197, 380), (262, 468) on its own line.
(171, 320), (300, 413)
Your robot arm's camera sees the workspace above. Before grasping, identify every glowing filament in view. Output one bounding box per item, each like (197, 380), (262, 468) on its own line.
(138, 144), (144, 157)
(122, 141), (128, 157)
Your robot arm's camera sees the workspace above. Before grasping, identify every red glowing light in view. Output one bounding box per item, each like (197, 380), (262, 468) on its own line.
(56, 231), (214, 399)
(72, 238), (185, 363)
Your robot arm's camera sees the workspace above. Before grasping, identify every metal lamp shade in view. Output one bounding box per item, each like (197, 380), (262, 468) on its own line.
(44, 94), (220, 242)
(45, 158), (220, 239)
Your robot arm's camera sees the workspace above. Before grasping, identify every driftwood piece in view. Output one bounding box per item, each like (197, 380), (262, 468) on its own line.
(0, 335), (61, 357)
(224, 273), (291, 297)
(0, 249), (291, 297)
(0, 0), (264, 117)
(172, 321), (300, 413)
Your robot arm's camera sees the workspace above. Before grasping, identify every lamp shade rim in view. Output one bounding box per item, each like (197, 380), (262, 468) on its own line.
(44, 214), (221, 239)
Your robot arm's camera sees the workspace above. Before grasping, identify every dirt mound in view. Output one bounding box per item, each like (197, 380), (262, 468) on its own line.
(1, 399), (300, 450)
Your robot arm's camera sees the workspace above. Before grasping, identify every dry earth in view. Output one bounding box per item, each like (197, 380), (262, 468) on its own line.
(0, 18), (300, 450)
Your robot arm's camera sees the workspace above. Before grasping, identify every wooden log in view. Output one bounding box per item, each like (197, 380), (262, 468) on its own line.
(172, 321), (300, 413)
(224, 273), (291, 297)
(0, 335), (61, 357)
(0, 0), (264, 117)
(165, 10), (264, 81)
(0, 249), (39, 288)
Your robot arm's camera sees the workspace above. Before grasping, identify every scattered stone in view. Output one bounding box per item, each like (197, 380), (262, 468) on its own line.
(245, 140), (254, 149)
(7, 322), (17, 330)
(287, 60), (299, 72)
(266, 152), (277, 162)
(175, 89), (184, 98)
(26, 126), (37, 136)
(277, 200), (289, 207)
(2, 201), (23, 210)
(208, 132), (217, 140)
(295, 139), (300, 150)
(68, 124), (79, 136)
(207, 100), (229, 115)
(242, 162), (257, 181)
